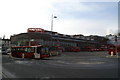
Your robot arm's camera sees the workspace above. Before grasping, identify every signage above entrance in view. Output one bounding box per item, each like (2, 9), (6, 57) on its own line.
(27, 28), (44, 33)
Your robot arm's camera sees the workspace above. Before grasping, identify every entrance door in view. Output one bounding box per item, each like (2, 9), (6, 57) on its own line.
(34, 47), (40, 58)
(34, 53), (40, 58)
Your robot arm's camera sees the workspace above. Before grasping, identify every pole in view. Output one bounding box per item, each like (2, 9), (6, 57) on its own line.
(51, 14), (57, 33)
(51, 14), (53, 46)
(51, 14), (57, 46)
(51, 14), (53, 33)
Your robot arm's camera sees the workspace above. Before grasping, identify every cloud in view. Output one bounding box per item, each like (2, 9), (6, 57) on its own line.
(51, 1), (99, 15)
(51, 2), (118, 36)
(51, 0), (119, 3)
(0, 0), (118, 38)
(54, 18), (118, 36)
(51, 2), (118, 21)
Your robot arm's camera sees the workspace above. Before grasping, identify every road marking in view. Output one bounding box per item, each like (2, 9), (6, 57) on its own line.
(57, 61), (71, 64)
(2, 72), (14, 80)
(2, 67), (17, 78)
(41, 76), (55, 79)
(77, 62), (105, 64)
(106, 56), (120, 58)
(2, 72), (8, 78)
(14, 61), (34, 65)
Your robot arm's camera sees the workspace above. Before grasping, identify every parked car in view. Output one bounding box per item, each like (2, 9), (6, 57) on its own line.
(2, 50), (7, 55)
(2, 48), (11, 55)
(6, 48), (11, 55)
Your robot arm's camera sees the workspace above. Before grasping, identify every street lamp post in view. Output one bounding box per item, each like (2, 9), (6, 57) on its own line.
(51, 14), (57, 46)
(51, 14), (57, 33)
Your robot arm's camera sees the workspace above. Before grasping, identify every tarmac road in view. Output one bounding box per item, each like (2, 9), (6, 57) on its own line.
(2, 51), (120, 79)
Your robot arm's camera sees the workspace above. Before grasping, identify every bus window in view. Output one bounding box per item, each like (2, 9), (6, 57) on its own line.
(45, 48), (49, 53)
(37, 47), (41, 53)
(41, 48), (45, 54)
(25, 48), (28, 52)
(27, 48), (31, 53)
(109, 46), (115, 49)
(31, 47), (35, 53)
(41, 47), (49, 54)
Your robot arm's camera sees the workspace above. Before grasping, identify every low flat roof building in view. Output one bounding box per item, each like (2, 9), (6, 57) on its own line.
(10, 28), (109, 51)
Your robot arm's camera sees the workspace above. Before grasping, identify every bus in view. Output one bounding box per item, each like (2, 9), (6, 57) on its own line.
(64, 46), (80, 52)
(81, 46), (93, 52)
(70, 46), (80, 52)
(107, 45), (120, 55)
(49, 46), (63, 56)
(11, 45), (50, 59)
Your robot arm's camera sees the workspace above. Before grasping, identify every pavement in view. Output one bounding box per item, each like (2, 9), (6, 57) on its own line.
(2, 51), (120, 79)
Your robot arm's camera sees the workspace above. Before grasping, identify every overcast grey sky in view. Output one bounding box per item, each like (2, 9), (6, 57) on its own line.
(0, 0), (119, 38)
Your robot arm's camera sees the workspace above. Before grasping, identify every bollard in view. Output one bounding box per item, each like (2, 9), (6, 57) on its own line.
(111, 51), (113, 56)
(22, 53), (25, 59)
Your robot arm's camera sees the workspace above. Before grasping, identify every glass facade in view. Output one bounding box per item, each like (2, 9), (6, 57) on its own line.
(16, 38), (77, 48)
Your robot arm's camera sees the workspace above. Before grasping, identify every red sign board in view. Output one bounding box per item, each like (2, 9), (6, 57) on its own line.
(27, 28), (44, 32)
